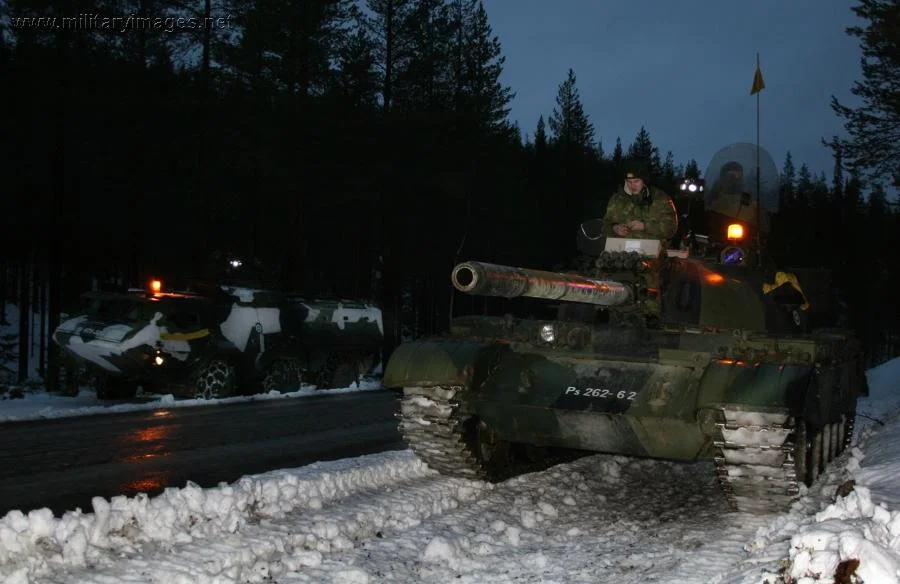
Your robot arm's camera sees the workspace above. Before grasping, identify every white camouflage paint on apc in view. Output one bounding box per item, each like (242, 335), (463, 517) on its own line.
(61, 313), (165, 373)
(157, 329), (192, 362)
(330, 303), (384, 334)
(219, 305), (282, 352)
(302, 303), (384, 335)
(221, 286), (261, 303)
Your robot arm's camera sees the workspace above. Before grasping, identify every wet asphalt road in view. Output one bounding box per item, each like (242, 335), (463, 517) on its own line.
(0, 389), (407, 517)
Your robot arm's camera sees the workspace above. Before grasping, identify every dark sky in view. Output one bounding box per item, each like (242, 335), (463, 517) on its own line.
(482, 0), (864, 182)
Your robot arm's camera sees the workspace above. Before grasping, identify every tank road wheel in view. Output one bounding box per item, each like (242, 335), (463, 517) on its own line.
(830, 421), (842, 460)
(808, 430), (823, 484)
(794, 421), (809, 487)
(823, 424), (833, 464)
(195, 359), (237, 400)
(471, 419), (515, 477)
(397, 385), (579, 484)
(262, 359), (303, 393)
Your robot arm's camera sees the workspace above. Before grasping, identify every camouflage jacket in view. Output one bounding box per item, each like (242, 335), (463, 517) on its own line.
(600, 184), (678, 240)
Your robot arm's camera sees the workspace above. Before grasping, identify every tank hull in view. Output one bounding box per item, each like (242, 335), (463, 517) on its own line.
(384, 317), (866, 513)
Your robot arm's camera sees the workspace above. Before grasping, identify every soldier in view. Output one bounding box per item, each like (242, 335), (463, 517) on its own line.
(601, 158), (678, 240)
(708, 161), (770, 237)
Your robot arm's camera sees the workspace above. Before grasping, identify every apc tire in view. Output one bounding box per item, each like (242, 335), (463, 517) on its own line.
(317, 352), (361, 389)
(195, 359), (237, 399)
(262, 359), (303, 393)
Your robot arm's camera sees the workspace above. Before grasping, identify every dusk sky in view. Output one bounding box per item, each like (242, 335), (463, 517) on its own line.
(482, 0), (865, 182)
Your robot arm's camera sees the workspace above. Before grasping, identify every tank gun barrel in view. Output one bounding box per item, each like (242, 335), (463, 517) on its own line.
(451, 261), (634, 306)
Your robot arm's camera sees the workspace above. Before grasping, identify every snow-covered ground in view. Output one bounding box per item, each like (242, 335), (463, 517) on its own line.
(0, 357), (896, 583)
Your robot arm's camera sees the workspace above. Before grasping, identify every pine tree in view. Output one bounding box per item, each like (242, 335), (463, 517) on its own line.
(534, 115), (547, 156)
(780, 151), (796, 205)
(455, 0), (514, 133)
(331, 7), (379, 109)
(683, 159), (700, 180)
(611, 137), (623, 168)
(365, 0), (416, 112)
(829, 137), (845, 201)
(662, 151), (675, 183)
(796, 163), (813, 208)
(830, 0), (900, 186)
(548, 68), (595, 151)
(393, 0), (455, 112)
(626, 126), (660, 176)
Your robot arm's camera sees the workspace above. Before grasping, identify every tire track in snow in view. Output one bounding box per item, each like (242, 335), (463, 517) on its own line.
(33, 451), (491, 584)
(16, 451), (796, 584)
(277, 455), (776, 583)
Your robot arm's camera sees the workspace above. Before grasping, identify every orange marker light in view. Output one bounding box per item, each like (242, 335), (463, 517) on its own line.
(150, 279), (162, 293)
(726, 223), (744, 240)
(705, 273), (725, 284)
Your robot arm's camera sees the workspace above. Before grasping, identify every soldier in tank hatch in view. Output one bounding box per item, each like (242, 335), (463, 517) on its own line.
(600, 158), (678, 240)
(708, 160), (770, 237)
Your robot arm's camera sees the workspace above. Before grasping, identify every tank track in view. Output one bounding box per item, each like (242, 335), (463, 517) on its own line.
(397, 384), (581, 482)
(713, 408), (855, 514)
(713, 409), (799, 514)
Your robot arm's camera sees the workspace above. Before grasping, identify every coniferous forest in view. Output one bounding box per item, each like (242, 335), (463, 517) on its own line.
(0, 0), (898, 390)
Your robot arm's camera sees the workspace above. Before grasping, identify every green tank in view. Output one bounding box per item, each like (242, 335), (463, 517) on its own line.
(382, 144), (868, 514)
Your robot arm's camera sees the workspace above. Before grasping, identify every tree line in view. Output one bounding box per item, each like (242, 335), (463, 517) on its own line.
(0, 0), (897, 388)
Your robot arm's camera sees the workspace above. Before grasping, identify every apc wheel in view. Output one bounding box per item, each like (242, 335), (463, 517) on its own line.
(262, 359), (303, 393)
(317, 352), (361, 389)
(195, 359), (236, 399)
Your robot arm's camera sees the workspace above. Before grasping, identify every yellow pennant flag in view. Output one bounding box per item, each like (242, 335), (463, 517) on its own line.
(750, 64), (765, 95)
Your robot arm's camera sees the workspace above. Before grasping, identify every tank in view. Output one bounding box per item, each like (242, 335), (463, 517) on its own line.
(382, 144), (868, 514)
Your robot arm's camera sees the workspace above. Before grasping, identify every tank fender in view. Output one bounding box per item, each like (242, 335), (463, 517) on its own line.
(696, 359), (817, 419)
(383, 339), (507, 389)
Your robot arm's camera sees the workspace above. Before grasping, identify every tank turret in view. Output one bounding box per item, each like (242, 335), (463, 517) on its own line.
(382, 142), (867, 515)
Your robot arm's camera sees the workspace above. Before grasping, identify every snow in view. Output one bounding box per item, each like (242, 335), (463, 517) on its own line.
(2, 304), (900, 582)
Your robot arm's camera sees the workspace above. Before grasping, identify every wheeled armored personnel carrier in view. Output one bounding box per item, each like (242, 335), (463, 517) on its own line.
(382, 144), (867, 514)
(53, 259), (384, 399)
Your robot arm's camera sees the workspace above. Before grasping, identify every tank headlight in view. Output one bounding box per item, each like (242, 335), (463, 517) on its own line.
(539, 324), (556, 343)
